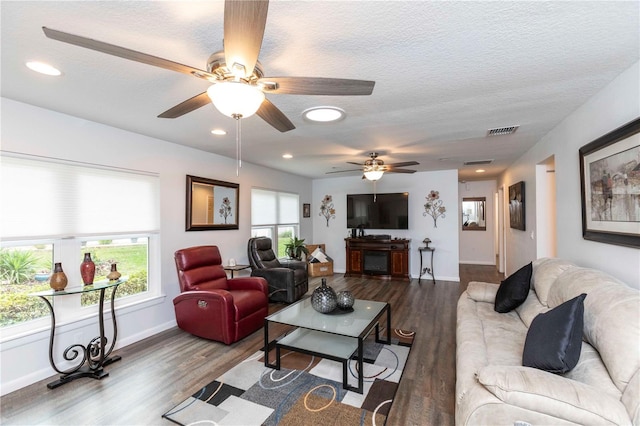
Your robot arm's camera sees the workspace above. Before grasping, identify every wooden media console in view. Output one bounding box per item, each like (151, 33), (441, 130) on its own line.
(344, 237), (410, 281)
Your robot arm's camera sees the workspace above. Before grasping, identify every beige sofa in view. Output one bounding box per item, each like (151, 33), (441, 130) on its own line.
(456, 258), (640, 425)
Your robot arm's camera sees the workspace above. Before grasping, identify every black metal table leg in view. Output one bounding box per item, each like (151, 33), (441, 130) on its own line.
(38, 284), (122, 389)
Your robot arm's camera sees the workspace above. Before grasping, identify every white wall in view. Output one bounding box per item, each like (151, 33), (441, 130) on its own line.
(459, 180), (497, 265)
(312, 170), (460, 282)
(0, 98), (313, 394)
(499, 61), (640, 288)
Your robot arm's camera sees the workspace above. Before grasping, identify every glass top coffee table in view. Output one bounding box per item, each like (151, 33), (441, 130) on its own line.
(263, 296), (391, 394)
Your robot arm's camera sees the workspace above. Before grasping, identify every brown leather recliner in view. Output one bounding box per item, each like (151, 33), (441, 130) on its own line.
(247, 237), (308, 303)
(173, 245), (268, 344)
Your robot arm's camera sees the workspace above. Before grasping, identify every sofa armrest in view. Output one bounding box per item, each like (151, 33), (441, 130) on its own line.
(228, 276), (268, 297)
(477, 365), (631, 425)
(173, 289), (233, 307)
(283, 259), (307, 271)
(465, 281), (499, 303)
(251, 267), (294, 281)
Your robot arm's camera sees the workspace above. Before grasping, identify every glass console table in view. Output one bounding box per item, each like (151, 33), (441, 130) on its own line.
(30, 280), (123, 389)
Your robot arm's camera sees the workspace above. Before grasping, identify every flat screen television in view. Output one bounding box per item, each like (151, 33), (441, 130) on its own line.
(346, 192), (409, 230)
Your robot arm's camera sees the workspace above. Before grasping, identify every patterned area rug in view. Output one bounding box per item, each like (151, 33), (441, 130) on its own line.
(162, 328), (415, 426)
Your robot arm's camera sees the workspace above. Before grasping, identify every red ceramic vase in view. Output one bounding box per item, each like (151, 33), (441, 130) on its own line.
(80, 252), (96, 285)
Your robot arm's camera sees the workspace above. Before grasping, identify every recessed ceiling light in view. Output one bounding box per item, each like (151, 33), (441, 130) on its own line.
(476, 169), (486, 173)
(26, 61), (61, 76)
(282, 154), (293, 159)
(211, 129), (227, 135)
(302, 106), (346, 123)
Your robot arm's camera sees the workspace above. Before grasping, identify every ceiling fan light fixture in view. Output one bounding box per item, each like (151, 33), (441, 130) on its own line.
(207, 81), (265, 118)
(363, 170), (384, 181)
(302, 106), (345, 123)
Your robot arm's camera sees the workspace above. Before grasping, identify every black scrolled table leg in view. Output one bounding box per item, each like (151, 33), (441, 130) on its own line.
(419, 248), (436, 284)
(42, 285), (122, 389)
(96, 285), (121, 368)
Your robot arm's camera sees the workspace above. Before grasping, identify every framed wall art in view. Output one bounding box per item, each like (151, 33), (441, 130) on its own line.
(509, 181), (525, 230)
(186, 175), (239, 231)
(579, 117), (640, 248)
(303, 203), (311, 218)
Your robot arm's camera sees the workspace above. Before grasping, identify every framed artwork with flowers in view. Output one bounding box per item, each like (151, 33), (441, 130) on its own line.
(186, 175), (239, 231)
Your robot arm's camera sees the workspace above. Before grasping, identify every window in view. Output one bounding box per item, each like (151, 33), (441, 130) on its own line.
(251, 189), (300, 258)
(0, 154), (160, 336)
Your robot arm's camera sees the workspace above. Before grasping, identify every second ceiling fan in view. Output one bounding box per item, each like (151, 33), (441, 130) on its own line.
(42, 0), (375, 132)
(328, 152), (420, 181)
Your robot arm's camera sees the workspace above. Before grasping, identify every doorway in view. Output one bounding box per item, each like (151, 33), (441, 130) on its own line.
(535, 156), (557, 258)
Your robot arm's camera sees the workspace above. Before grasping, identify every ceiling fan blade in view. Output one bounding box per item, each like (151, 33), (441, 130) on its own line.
(158, 92), (211, 119)
(42, 27), (217, 82)
(258, 77), (375, 95)
(347, 161), (363, 166)
(386, 168), (417, 174)
(256, 98), (295, 132)
(326, 169), (363, 174)
(223, 0), (269, 78)
(388, 161), (419, 167)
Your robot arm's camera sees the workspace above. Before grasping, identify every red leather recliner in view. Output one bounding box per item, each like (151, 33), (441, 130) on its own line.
(173, 246), (268, 345)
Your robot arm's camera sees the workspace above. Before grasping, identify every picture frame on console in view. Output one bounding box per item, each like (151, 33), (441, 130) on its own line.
(579, 117), (640, 248)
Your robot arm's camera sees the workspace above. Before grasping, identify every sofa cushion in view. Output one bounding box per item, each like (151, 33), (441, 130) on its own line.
(523, 293), (587, 374)
(564, 342), (622, 399)
(466, 281), (499, 303)
(477, 365), (632, 425)
(494, 262), (532, 313)
(531, 258), (577, 307)
(515, 289), (548, 328)
(548, 267), (640, 396)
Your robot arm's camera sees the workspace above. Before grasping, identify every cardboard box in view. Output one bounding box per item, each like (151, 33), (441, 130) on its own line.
(306, 244), (334, 277)
(308, 261), (334, 277)
(306, 244), (326, 258)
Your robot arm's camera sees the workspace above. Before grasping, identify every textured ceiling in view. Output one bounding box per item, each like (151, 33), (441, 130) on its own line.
(2, 1), (638, 181)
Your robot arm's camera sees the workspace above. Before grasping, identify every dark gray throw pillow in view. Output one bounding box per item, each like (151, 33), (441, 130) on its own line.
(494, 262), (532, 313)
(522, 293), (587, 374)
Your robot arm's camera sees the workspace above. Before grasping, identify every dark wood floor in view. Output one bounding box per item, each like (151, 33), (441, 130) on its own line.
(0, 264), (503, 425)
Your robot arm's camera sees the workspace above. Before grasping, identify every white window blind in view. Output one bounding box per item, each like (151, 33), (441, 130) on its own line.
(251, 188), (299, 225)
(279, 192), (299, 223)
(251, 188), (277, 225)
(1, 154), (160, 239)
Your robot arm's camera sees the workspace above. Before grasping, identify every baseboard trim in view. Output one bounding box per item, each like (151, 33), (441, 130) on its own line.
(0, 319), (177, 396)
(459, 261), (496, 266)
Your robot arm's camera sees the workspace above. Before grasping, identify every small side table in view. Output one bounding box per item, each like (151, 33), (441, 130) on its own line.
(223, 264), (250, 278)
(418, 246), (436, 284)
(30, 280), (123, 389)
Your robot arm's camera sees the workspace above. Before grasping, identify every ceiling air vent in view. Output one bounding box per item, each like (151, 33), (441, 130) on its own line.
(464, 159), (493, 166)
(487, 125), (519, 136)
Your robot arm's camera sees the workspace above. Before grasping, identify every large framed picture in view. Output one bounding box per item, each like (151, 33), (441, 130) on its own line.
(579, 117), (640, 248)
(509, 181), (525, 230)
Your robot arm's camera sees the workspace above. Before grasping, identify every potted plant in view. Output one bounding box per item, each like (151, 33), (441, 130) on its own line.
(284, 237), (309, 260)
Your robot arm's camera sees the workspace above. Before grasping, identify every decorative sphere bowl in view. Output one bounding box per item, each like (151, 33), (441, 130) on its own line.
(311, 279), (338, 313)
(336, 291), (355, 309)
